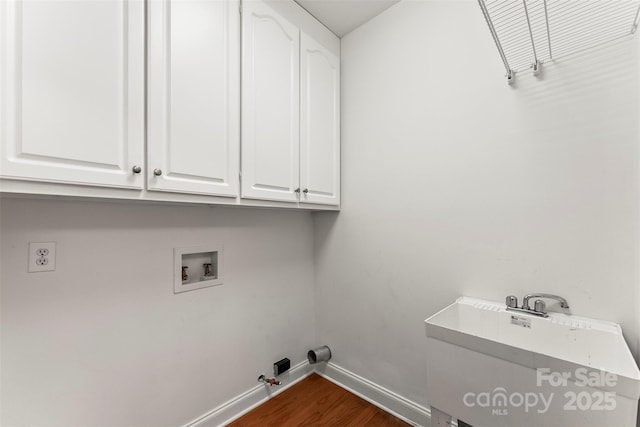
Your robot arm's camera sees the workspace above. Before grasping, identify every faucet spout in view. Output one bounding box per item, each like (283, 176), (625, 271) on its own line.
(522, 293), (569, 310)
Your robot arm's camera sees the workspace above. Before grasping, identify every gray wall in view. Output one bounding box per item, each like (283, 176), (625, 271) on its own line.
(2, 0), (639, 423)
(313, 0), (640, 408)
(1, 198), (315, 425)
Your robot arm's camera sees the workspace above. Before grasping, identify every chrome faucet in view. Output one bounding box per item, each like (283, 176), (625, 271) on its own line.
(522, 293), (569, 310)
(506, 293), (569, 317)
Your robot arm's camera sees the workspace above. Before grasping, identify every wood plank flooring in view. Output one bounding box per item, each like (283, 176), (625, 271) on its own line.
(227, 374), (410, 427)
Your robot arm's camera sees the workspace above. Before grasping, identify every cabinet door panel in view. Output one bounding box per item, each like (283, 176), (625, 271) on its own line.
(0, 0), (144, 188)
(241, 0), (299, 202)
(300, 33), (340, 205)
(147, 0), (240, 196)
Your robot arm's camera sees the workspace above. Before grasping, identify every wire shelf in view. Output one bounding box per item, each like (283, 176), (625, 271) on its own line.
(478, 0), (640, 83)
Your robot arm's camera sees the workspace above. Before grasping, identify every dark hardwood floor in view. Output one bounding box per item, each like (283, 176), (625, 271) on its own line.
(227, 374), (410, 427)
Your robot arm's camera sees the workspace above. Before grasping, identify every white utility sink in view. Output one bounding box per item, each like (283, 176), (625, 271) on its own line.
(425, 296), (640, 427)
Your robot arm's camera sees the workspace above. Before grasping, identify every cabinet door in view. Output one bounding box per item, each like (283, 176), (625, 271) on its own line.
(241, 0), (300, 202)
(147, 0), (240, 197)
(0, 0), (144, 188)
(300, 33), (340, 206)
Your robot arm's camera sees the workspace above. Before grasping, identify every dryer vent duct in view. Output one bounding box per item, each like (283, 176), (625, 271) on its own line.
(307, 345), (332, 364)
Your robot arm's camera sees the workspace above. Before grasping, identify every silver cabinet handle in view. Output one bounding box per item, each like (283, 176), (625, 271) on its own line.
(132, 165), (142, 174)
(303, 188), (309, 194)
(294, 188), (300, 193)
(153, 169), (163, 176)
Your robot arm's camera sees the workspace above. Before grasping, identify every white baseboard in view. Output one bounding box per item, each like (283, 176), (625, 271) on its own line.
(182, 360), (314, 427)
(183, 360), (431, 427)
(315, 362), (431, 427)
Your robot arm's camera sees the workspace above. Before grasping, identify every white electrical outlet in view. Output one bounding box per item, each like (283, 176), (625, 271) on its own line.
(29, 242), (56, 272)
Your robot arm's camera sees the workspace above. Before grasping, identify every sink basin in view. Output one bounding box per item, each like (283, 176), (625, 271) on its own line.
(425, 296), (640, 427)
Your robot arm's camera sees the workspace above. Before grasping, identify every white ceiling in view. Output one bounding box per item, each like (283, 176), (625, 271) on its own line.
(294, 0), (401, 37)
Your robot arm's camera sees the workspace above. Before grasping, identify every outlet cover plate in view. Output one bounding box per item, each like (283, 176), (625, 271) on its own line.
(29, 242), (56, 272)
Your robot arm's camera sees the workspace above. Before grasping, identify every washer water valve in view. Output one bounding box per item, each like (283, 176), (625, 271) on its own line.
(257, 374), (281, 386)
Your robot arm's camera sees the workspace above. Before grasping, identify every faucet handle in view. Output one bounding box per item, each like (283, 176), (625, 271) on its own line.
(533, 300), (546, 314)
(505, 295), (518, 308)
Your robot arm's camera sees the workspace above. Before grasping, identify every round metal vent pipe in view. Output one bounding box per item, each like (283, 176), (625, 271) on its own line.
(307, 345), (332, 364)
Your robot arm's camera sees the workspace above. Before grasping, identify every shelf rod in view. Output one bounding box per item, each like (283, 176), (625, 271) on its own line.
(522, 0), (539, 65)
(478, 0), (513, 78)
(543, 0), (552, 59)
(490, 3), (525, 21)
(487, 0), (517, 16)
(632, 4), (640, 34)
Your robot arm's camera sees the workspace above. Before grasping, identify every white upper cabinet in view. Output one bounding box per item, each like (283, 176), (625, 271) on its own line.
(241, 0), (300, 203)
(0, 0), (339, 210)
(241, 1), (340, 206)
(0, 0), (144, 189)
(300, 33), (340, 206)
(147, 0), (240, 197)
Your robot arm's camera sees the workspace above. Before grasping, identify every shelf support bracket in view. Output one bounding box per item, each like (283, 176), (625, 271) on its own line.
(478, 0), (514, 84)
(522, 0), (541, 77)
(532, 60), (541, 76)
